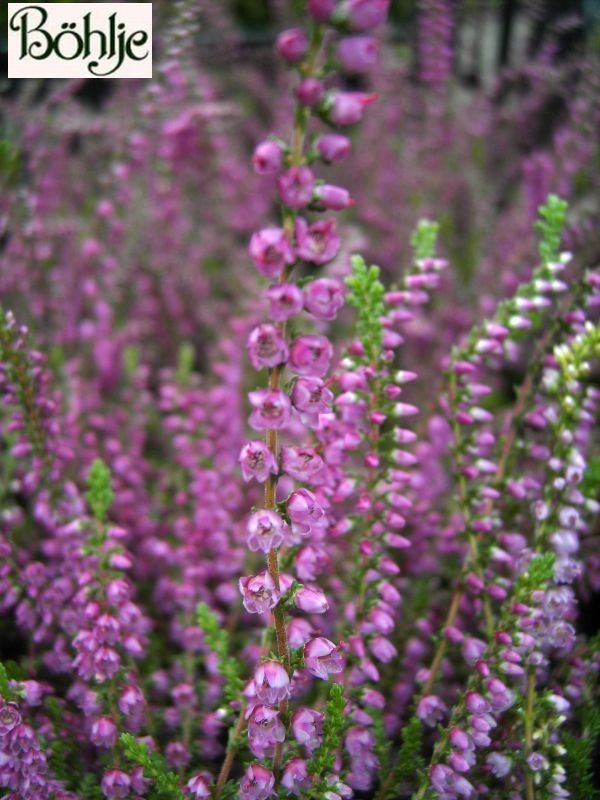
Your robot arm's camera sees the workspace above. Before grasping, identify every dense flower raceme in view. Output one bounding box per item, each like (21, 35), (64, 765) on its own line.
(0, 2), (598, 800)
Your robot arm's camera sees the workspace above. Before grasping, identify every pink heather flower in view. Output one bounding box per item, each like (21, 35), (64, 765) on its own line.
(252, 140), (284, 174)
(287, 618), (315, 648)
(266, 283), (304, 321)
(91, 716), (118, 748)
(287, 488), (325, 537)
(308, 0), (336, 21)
(465, 691), (490, 714)
(417, 695), (447, 726)
(239, 441), (278, 483)
(297, 77), (326, 107)
(254, 661), (290, 704)
(312, 184), (354, 211)
(289, 335), (333, 377)
(248, 389), (292, 431)
(341, 0), (390, 30)
(281, 758), (311, 795)
(291, 707), (324, 752)
(278, 166), (315, 209)
(240, 764), (275, 800)
(248, 705), (286, 750)
(239, 572), (280, 614)
(247, 324), (289, 370)
(337, 36), (379, 72)
(303, 637), (344, 679)
(118, 685), (144, 716)
(369, 635), (397, 663)
(291, 377), (333, 424)
(486, 752), (512, 778)
(304, 278), (346, 320)
(249, 228), (295, 279)
(295, 585), (329, 614)
(186, 774), (212, 799)
(327, 92), (377, 126)
(276, 28), (309, 63)
(316, 134), (351, 162)
(101, 769), (131, 799)
(295, 217), (341, 264)
(281, 446), (324, 481)
(247, 510), (287, 553)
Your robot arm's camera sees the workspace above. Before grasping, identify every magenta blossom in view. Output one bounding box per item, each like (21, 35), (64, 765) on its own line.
(289, 335), (333, 377)
(239, 441), (278, 483)
(304, 278), (345, 320)
(295, 218), (341, 264)
(295, 585), (329, 614)
(186, 774), (212, 799)
(249, 228), (295, 279)
(291, 707), (324, 752)
(248, 389), (292, 431)
(240, 764), (275, 800)
(281, 758), (311, 796)
(254, 661), (290, 704)
(291, 377), (333, 425)
(278, 167), (315, 209)
(281, 446), (324, 481)
(276, 28), (308, 63)
(316, 134), (351, 162)
(303, 637), (344, 679)
(252, 140), (284, 174)
(246, 510), (287, 553)
(101, 769), (131, 799)
(239, 572), (280, 614)
(247, 324), (289, 370)
(326, 91), (377, 126)
(266, 283), (304, 322)
(342, 0), (390, 31)
(312, 184), (354, 211)
(248, 705), (286, 751)
(287, 488), (325, 536)
(337, 36), (379, 73)
(308, 0), (336, 21)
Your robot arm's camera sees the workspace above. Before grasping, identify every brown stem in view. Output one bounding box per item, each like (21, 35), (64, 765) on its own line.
(214, 708), (247, 799)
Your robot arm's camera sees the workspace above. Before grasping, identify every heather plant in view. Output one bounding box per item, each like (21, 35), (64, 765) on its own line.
(0, 2), (599, 800)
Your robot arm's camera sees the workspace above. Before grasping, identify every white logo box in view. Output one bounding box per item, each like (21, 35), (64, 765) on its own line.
(8, 3), (153, 79)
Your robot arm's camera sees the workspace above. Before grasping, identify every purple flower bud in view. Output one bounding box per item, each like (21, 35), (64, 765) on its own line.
(303, 637), (344, 679)
(186, 774), (212, 799)
(287, 618), (315, 648)
(291, 377), (333, 424)
(296, 77), (326, 107)
(341, 0), (390, 30)
(249, 228), (295, 279)
(239, 572), (280, 614)
(308, 0), (336, 21)
(316, 133), (351, 162)
(248, 705), (286, 751)
(281, 758), (311, 795)
(252, 140), (284, 174)
(304, 279), (346, 321)
(118, 685), (145, 716)
(278, 166), (315, 209)
(289, 335), (333, 377)
(295, 217), (341, 264)
(254, 661), (290, 704)
(326, 91), (378, 125)
(266, 283), (304, 322)
(248, 389), (292, 431)
(295, 585), (329, 614)
(239, 441), (278, 484)
(282, 446), (324, 481)
(417, 695), (447, 727)
(91, 716), (118, 749)
(337, 36), (379, 72)
(486, 752), (512, 777)
(101, 769), (131, 799)
(312, 185), (354, 211)
(291, 707), (324, 752)
(240, 764), (275, 800)
(369, 635), (397, 663)
(247, 510), (287, 554)
(449, 728), (471, 750)
(247, 324), (289, 370)
(0, 702), (21, 735)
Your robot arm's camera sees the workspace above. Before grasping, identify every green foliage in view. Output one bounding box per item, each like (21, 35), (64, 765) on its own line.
(176, 342), (195, 382)
(79, 773), (104, 800)
(308, 682), (347, 776)
(86, 459), (115, 522)
(0, 140), (21, 186)
(121, 733), (185, 800)
(382, 717), (425, 799)
(535, 194), (568, 265)
(346, 255), (385, 363)
(582, 456), (600, 497)
(562, 705), (600, 800)
(410, 219), (439, 261)
(516, 553), (556, 595)
(0, 662), (15, 700)
(196, 602), (244, 703)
